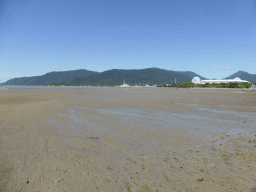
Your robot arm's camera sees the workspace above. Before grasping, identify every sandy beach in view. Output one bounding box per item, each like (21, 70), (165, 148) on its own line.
(0, 86), (256, 192)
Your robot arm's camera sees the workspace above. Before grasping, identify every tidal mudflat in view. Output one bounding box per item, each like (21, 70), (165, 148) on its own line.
(0, 86), (256, 191)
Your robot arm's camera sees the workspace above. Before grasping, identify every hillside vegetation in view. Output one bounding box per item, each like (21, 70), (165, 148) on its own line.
(224, 71), (256, 83)
(177, 71), (207, 80)
(4, 69), (99, 85)
(3, 68), (255, 86)
(69, 68), (192, 85)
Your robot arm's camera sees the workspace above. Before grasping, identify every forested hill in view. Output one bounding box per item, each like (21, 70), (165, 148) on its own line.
(177, 71), (207, 80)
(4, 69), (99, 85)
(224, 71), (256, 83)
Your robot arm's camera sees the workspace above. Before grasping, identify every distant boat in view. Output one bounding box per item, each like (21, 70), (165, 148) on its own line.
(117, 79), (130, 87)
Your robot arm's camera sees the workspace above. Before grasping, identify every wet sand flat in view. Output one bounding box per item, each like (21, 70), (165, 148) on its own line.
(0, 86), (256, 192)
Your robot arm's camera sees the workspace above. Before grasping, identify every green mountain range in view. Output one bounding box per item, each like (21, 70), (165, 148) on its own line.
(69, 68), (193, 85)
(3, 68), (202, 85)
(4, 68), (255, 85)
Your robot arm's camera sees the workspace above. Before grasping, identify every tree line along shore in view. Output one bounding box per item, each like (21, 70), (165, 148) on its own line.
(33, 82), (256, 88)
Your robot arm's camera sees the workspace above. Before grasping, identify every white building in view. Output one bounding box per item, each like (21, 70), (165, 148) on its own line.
(191, 77), (201, 84)
(192, 77), (249, 84)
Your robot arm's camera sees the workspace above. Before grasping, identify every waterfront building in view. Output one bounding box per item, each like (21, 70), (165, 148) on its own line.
(192, 77), (249, 84)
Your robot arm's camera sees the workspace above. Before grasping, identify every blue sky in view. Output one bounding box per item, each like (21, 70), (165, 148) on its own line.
(1, 0), (256, 82)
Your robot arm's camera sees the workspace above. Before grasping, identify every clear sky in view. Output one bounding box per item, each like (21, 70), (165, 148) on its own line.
(1, 0), (256, 82)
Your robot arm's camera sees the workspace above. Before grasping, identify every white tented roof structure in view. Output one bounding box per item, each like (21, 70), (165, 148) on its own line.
(191, 77), (249, 84)
(191, 77), (201, 84)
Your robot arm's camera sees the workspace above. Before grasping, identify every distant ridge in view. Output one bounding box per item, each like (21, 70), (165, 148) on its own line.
(4, 69), (99, 85)
(4, 67), (240, 85)
(70, 68), (192, 85)
(177, 71), (207, 80)
(224, 71), (256, 83)
(3, 68), (204, 85)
